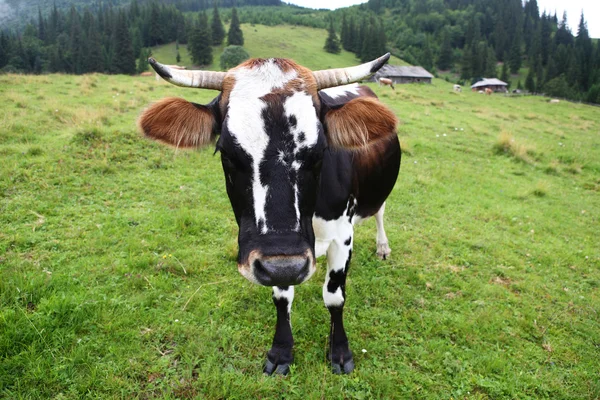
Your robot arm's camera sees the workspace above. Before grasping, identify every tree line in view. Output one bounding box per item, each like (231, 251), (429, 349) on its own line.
(361, 0), (600, 103)
(0, 1), (249, 74)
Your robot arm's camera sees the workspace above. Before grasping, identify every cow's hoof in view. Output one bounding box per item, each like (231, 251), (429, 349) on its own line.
(376, 242), (391, 260)
(331, 358), (355, 375)
(264, 359), (290, 376)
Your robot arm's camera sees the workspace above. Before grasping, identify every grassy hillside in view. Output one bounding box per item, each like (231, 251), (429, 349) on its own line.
(1, 72), (599, 398)
(151, 24), (407, 71)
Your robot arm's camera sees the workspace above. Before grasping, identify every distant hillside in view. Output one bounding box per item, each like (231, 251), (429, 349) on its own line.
(151, 24), (407, 71)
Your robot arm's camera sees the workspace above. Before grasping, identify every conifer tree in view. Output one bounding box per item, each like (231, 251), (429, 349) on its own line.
(500, 60), (510, 87)
(149, 3), (162, 46)
(84, 19), (104, 72)
(341, 14), (349, 51)
(188, 12), (213, 66)
(38, 8), (46, 42)
(227, 7), (244, 46)
(324, 18), (341, 54)
(485, 46), (497, 77)
(437, 29), (453, 70)
(211, 3), (225, 46)
(508, 38), (522, 73)
(525, 67), (535, 92)
(113, 12), (136, 74)
(347, 17), (356, 53)
(137, 48), (150, 73)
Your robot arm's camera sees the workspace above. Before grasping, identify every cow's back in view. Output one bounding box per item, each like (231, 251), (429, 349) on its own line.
(315, 84), (401, 222)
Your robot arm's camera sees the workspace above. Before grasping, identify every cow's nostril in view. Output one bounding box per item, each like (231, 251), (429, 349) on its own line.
(252, 256), (311, 286)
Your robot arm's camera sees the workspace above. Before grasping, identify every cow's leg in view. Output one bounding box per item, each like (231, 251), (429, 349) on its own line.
(264, 286), (294, 375)
(375, 202), (392, 260)
(324, 234), (354, 374)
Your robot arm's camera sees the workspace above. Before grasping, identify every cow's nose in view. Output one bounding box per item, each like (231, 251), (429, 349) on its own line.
(253, 256), (310, 286)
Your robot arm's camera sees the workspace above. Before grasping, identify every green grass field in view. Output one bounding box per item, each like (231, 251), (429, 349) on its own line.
(1, 64), (599, 398)
(150, 24), (407, 71)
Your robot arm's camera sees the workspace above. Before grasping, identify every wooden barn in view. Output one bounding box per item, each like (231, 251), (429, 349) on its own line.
(471, 78), (508, 92)
(372, 65), (434, 84)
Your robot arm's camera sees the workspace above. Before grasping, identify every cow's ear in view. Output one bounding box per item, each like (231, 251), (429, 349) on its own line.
(138, 96), (221, 148)
(321, 97), (398, 150)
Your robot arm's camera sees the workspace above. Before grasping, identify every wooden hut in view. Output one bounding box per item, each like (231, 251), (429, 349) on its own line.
(372, 65), (433, 84)
(470, 78), (508, 92)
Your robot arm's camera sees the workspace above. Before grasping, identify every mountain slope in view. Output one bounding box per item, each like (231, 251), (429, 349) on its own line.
(151, 23), (407, 71)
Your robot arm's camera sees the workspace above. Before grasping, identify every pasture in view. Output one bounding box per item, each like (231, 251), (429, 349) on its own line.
(1, 71), (599, 399)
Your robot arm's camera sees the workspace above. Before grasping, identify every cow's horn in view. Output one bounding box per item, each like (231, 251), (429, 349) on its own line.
(149, 58), (226, 91)
(312, 53), (391, 90)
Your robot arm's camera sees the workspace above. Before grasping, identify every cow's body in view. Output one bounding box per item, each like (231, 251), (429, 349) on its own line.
(139, 55), (400, 375)
(378, 77), (395, 89)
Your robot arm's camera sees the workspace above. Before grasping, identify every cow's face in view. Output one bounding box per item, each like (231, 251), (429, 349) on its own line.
(138, 55), (396, 287)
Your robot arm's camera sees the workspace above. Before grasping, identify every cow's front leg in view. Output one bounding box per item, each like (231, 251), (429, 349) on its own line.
(323, 237), (354, 374)
(264, 286), (294, 375)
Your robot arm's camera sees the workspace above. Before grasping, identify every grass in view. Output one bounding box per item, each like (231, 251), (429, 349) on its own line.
(1, 59), (600, 398)
(150, 24), (406, 71)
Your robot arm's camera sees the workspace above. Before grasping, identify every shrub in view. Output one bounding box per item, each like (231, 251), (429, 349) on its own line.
(220, 46), (250, 70)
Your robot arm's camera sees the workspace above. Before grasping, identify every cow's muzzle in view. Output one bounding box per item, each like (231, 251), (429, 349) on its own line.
(239, 250), (315, 286)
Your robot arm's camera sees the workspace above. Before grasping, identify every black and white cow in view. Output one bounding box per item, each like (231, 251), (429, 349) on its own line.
(138, 54), (401, 375)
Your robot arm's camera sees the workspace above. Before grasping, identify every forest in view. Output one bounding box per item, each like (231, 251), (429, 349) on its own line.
(1, 0), (599, 103)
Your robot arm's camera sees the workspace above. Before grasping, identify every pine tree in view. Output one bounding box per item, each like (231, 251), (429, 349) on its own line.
(137, 48), (150, 73)
(347, 17), (356, 53)
(484, 46), (497, 77)
(149, 3), (162, 46)
(508, 38), (521, 73)
(437, 30), (453, 70)
(461, 46), (472, 79)
(113, 12), (136, 74)
(38, 8), (46, 42)
(355, 17), (367, 59)
(227, 7), (244, 46)
(575, 11), (593, 90)
(500, 61), (510, 87)
(188, 12), (213, 66)
(211, 3), (225, 46)
(525, 67), (536, 93)
(341, 14), (349, 51)
(84, 18), (104, 72)
(324, 18), (341, 54)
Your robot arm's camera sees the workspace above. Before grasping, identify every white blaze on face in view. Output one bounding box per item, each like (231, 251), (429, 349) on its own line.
(227, 60), (300, 234)
(283, 90), (319, 231)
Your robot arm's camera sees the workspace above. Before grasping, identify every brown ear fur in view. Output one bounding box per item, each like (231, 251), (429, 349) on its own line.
(138, 97), (216, 148)
(323, 97), (398, 150)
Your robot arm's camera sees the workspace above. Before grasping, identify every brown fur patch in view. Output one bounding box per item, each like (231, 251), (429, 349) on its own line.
(138, 97), (216, 148)
(219, 59), (320, 114)
(324, 97), (398, 150)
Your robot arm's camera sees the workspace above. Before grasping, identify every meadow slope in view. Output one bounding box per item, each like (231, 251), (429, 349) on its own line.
(1, 71), (599, 399)
(150, 23), (407, 71)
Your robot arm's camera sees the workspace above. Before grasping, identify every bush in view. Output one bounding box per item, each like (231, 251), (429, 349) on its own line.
(543, 75), (576, 99)
(220, 46), (250, 70)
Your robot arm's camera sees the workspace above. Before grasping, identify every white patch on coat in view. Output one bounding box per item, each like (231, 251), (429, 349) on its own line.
(320, 83), (360, 99)
(313, 200), (355, 308)
(273, 286), (294, 314)
(323, 286), (344, 307)
(227, 60), (299, 234)
(283, 88), (320, 230)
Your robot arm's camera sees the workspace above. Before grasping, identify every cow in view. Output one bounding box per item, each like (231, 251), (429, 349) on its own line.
(140, 71), (153, 77)
(138, 53), (401, 375)
(378, 77), (395, 90)
(453, 84), (461, 92)
(485, 88), (493, 95)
